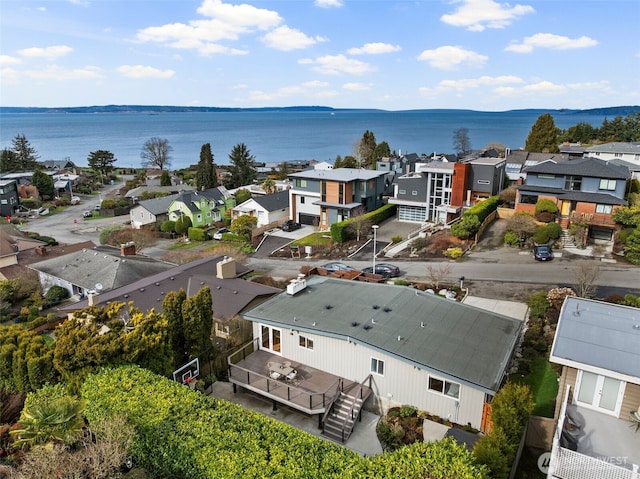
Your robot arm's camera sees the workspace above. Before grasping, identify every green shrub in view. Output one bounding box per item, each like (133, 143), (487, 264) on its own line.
(527, 291), (550, 320)
(82, 366), (488, 479)
(532, 227), (550, 245)
(504, 231), (519, 246)
(534, 199), (558, 214)
(36, 235), (58, 246)
(443, 247), (463, 259)
(545, 222), (562, 240)
(451, 215), (480, 239)
(464, 195), (500, 224)
(99, 225), (124, 244)
(175, 216), (192, 235)
(45, 285), (69, 303)
(399, 405), (417, 417)
(21, 198), (41, 209)
(618, 228), (634, 244)
(394, 279), (410, 286)
(473, 427), (513, 479)
(160, 220), (176, 233)
(187, 227), (207, 241)
(391, 235), (403, 244)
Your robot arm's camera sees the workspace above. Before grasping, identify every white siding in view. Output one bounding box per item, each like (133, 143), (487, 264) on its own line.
(253, 323), (486, 428)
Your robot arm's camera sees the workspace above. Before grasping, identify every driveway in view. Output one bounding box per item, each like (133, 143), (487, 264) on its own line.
(253, 225), (315, 258)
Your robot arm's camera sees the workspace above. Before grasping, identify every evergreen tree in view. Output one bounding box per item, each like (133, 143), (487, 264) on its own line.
(341, 155), (358, 168)
(160, 170), (171, 186)
(11, 134), (40, 170)
(181, 287), (213, 359)
(333, 155), (343, 168)
(32, 169), (55, 199)
(525, 113), (559, 153)
(225, 143), (257, 189)
(355, 130), (377, 168)
(0, 148), (19, 172)
(87, 150), (117, 176)
(196, 143), (218, 190)
(163, 289), (187, 367)
(374, 141), (391, 160)
(276, 161), (290, 180)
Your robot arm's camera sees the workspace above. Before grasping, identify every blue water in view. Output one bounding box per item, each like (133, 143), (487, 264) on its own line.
(0, 109), (614, 169)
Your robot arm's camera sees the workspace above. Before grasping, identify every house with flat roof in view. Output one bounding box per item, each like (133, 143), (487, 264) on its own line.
(288, 168), (387, 229)
(230, 275), (522, 440)
(547, 296), (640, 479)
(0, 180), (20, 217)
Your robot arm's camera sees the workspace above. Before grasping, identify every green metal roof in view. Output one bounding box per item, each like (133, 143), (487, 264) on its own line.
(242, 276), (523, 393)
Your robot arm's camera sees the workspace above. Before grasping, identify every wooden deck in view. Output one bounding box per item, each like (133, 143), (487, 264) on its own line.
(228, 341), (370, 415)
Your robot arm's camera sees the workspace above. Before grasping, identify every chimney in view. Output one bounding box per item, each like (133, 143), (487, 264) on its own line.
(120, 241), (136, 256)
(216, 256), (236, 279)
(87, 292), (97, 306)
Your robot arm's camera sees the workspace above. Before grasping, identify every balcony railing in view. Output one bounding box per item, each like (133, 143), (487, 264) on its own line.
(568, 211), (616, 227)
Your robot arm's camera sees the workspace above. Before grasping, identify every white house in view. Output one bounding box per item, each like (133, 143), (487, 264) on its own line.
(231, 276), (522, 435)
(231, 190), (290, 227)
(547, 297), (640, 479)
(129, 193), (180, 229)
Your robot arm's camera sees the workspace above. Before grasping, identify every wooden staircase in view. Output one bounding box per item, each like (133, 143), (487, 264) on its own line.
(322, 384), (370, 443)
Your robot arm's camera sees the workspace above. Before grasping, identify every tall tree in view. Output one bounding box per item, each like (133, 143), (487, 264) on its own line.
(355, 130), (377, 168)
(160, 170), (172, 186)
(163, 289), (187, 367)
(262, 178), (277, 194)
(341, 155), (358, 168)
(276, 161), (290, 180)
(374, 141), (391, 160)
(87, 150), (117, 179)
(333, 155), (343, 169)
(225, 143), (257, 189)
(0, 148), (19, 172)
(453, 128), (472, 156)
(140, 137), (172, 170)
(32, 169), (55, 199)
(525, 114), (560, 153)
(196, 143), (218, 190)
(181, 287), (213, 360)
(11, 134), (40, 170)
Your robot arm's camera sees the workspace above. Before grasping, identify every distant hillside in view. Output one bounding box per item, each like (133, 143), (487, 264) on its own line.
(1, 105), (638, 115)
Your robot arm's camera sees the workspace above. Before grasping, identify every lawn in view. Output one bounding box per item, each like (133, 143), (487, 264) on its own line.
(291, 232), (332, 248)
(513, 355), (559, 418)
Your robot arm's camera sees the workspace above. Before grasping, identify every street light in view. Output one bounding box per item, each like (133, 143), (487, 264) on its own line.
(372, 225), (379, 273)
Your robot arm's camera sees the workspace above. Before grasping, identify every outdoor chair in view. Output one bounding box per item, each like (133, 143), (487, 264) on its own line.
(630, 406), (640, 433)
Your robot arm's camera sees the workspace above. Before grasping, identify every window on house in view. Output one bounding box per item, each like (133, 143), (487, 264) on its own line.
(261, 324), (281, 353)
(564, 176), (582, 191)
(371, 357), (384, 376)
(595, 204), (612, 214)
(300, 197), (305, 204)
(295, 179), (307, 188)
(206, 212), (211, 217)
(299, 335), (314, 350)
(599, 179), (616, 191)
(477, 180), (490, 185)
(0, 200), (7, 205)
(339, 183), (344, 204)
(428, 376), (460, 399)
(519, 194), (538, 204)
(411, 190), (418, 196)
(398, 189), (406, 195)
(140, 212), (144, 219)
(538, 174), (556, 180)
(197, 214), (202, 221)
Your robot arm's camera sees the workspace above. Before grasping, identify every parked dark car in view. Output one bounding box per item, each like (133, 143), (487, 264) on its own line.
(320, 262), (357, 273)
(533, 244), (553, 261)
(361, 263), (401, 278)
(281, 220), (301, 232)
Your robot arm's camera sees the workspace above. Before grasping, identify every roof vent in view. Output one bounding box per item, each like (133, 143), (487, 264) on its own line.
(372, 304), (379, 310)
(420, 322), (425, 328)
(351, 321), (359, 327)
(371, 318), (376, 324)
(325, 304), (333, 310)
(139, 288), (145, 292)
(383, 306), (392, 312)
(233, 291), (238, 294)
(200, 281), (205, 285)
(363, 324), (371, 330)
(124, 294), (129, 299)
(216, 286), (221, 290)
(155, 282), (160, 286)
(170, 277), (175, 280)
(397, 336), (402, 341)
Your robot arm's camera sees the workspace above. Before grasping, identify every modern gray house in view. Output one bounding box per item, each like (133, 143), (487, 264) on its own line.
(288, 168), (387, 228)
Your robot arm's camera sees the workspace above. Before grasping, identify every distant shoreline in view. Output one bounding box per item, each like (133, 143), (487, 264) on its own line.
(1, 105), (639, 116)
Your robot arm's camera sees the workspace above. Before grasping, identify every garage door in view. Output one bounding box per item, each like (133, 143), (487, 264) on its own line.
(299, 213), (319, 226)
(590, 226), (613, 241)
(398, 205), (427, 223)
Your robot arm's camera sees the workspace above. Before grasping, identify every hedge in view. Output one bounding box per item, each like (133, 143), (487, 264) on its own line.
(187, 227), (208, 242)
(82, 366), (488, 479)
(452, 196), (500, 239)
(330, 204), (396, 243)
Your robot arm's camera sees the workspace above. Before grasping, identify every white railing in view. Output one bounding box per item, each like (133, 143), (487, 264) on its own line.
(548, 386), (638, 479)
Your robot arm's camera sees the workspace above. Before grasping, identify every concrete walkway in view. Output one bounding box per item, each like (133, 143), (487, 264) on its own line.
(208, 381), (384, 457)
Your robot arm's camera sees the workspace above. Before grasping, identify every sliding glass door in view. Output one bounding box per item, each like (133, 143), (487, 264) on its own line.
(260, 324), (281, 354)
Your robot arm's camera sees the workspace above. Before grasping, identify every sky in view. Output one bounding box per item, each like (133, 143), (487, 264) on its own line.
(1, 0), (639, 111)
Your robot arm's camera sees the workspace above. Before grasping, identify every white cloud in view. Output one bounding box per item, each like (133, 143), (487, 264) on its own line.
(505, 33), (598, 53)
(419, 75), (523, 97)
(241, 80), (338, 103)
(0, 55), (22, 66)
(25, 65), (102, 80)
(262, 26), (326, 51)
(441, 0), (535, 32)
(343, 82), (372, 91)
(117, 65), (175, 79)
(494, 81), (566, 97)
(18, 45), (73, 59)
(417, 46), (487, 70)
(347, 43), (401, 55)
(299, 54), (376, 75)
(137, 0), (282, 55)
(314, 0), (343, 8)
(0, 68), (19, 83)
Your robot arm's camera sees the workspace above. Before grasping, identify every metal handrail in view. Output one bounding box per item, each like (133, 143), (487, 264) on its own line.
(321, 378), (344, 428)
(340, 374), (373, 441)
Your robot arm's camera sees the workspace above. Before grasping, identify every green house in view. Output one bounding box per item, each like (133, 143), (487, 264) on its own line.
(167, 187), (235, 227)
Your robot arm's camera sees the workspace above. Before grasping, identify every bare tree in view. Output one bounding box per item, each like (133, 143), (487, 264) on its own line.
(453, 128), (471, 157)
(426, 264), (452, 290)
(573, 263), (601, 298)
(141, 137), (173, 170)
(346, 206), (371, 241)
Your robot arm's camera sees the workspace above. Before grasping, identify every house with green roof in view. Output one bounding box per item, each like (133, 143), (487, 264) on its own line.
(167, 186), (234, 228)
(229, 275), (522, 439)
